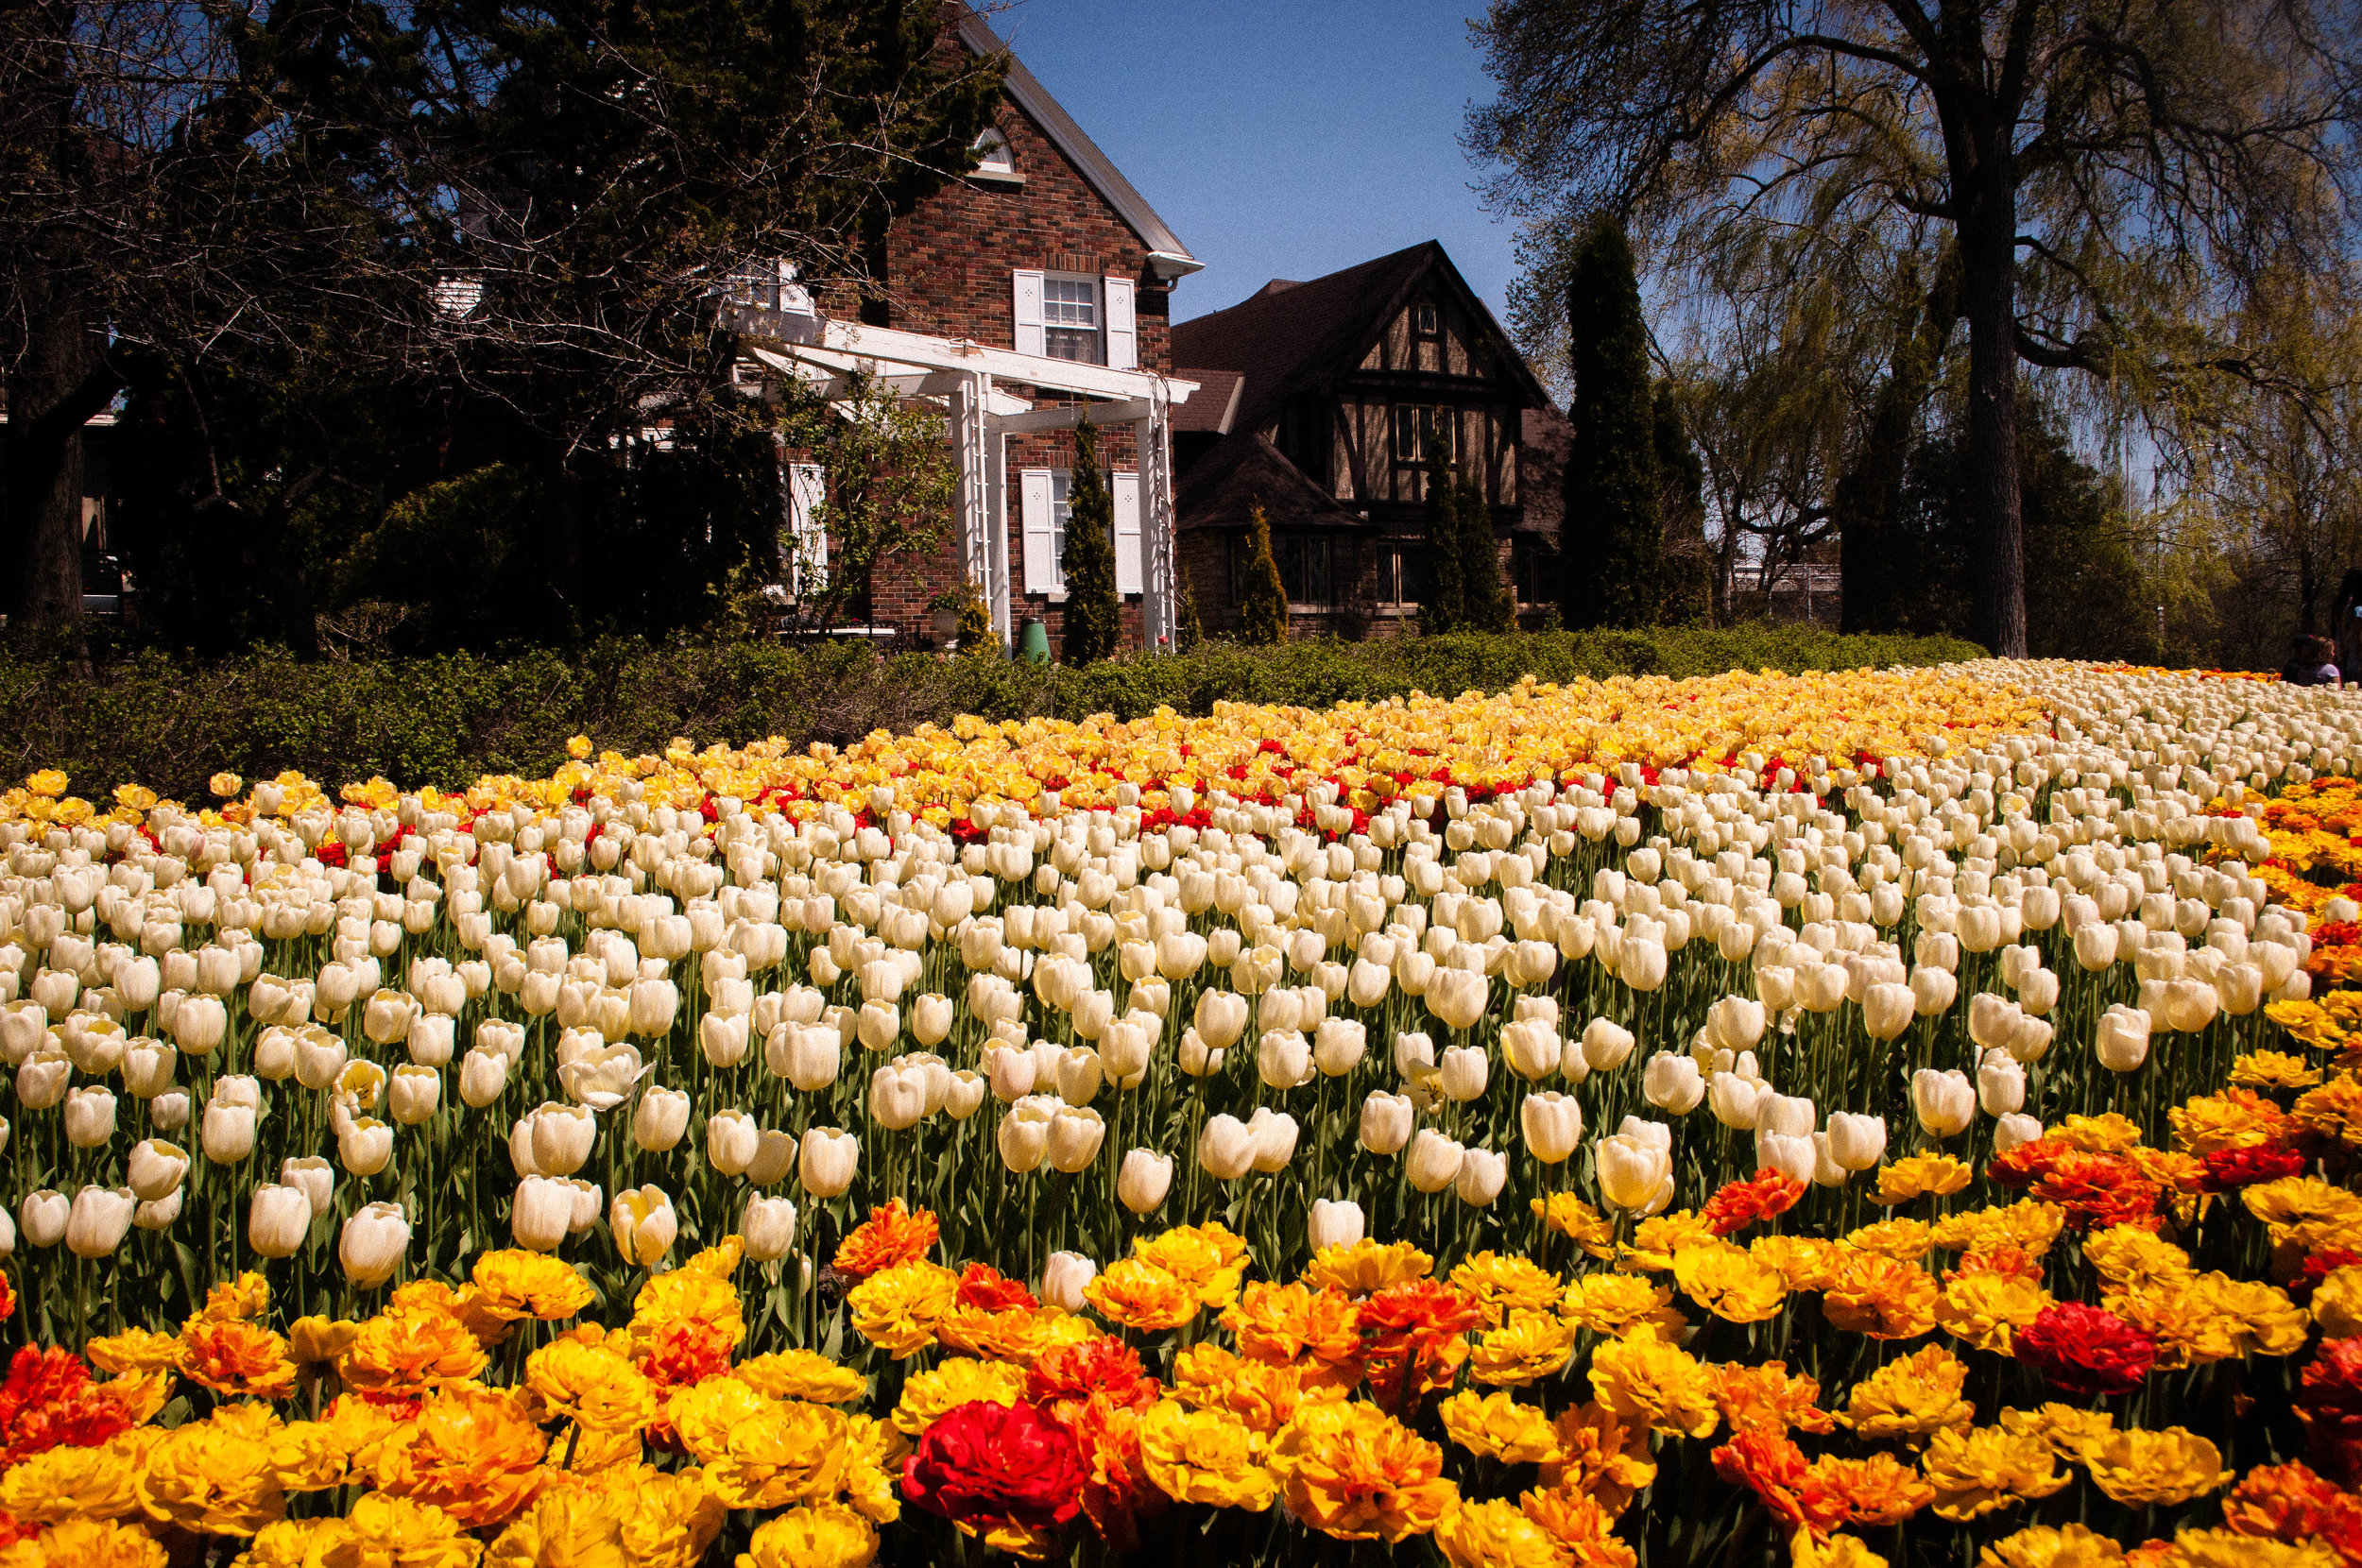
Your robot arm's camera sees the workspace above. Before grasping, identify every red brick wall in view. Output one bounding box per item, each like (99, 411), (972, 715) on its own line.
(850, 75), (1172, 653)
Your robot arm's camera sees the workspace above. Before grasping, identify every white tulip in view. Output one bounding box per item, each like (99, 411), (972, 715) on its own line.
(127, 1138), (189, 1201)
(1048, 1106), (1107, 1172)
(1438, 1046), (1489, 1101)
(62, 1085), (115, 1149)
(338, 1117), (393, 1178)
(634, 1086), (691, 1151)
(1643, 1051), (1705, 1114)
(798, 1126), (859, 1197)
(339, 1202), (410, 1287)
(1910, 1068), (1976, 1138)
(1247, 1106), (1299, 1172)
(19, 1190), (66, 1249)
(1977, 1054), (2027, 1116)
(1708, 1071), (1768, 1130)
(1455, 1147), (1508, 1206)
(1041, 1251), (1097, 1312)
(511, 1175), (574, 1252)
(282, 1155), (335, 1218)
(1595, 1133), (1672, 1213)
(743, 1194), (798, 1261)
(1117, 1149), (1173, 1213)
(611, 1185), (676, 1267)
(1361, 1090), (1414, 1155)
(2097, 1004), (2152, 1072)
(248, 1183), (313, 1257)
(1825, 1112), (1888, 1170)
(1406, 1129), (1465, 1192)
(1520, 1092), (1583, 1163)
(65, 1185), (136, 1259)
(389, 1064), (440, 1125)
(1581, 1017), (1636, 1072)
(1308, 1198), (1365, 1253)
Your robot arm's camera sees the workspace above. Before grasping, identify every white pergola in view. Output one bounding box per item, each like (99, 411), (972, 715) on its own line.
(744, 312), (1197, 650)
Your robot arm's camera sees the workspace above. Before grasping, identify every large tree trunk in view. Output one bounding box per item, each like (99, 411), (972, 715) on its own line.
(1, 241), (116, 653)
(1961, 164), (2028, 657)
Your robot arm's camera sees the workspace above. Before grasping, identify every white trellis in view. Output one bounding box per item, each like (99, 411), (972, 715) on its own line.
(745, 314), (1196, 649)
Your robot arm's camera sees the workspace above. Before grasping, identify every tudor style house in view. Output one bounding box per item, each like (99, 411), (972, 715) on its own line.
(1170, 242), (1570, 638)
(749, 4), (1202, 653)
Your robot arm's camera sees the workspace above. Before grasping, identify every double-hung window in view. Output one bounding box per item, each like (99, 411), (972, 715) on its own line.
(1042, 277), (1102, 364)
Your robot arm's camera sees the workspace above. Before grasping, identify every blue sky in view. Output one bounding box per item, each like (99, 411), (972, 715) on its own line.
(989, 0), (1517, 327)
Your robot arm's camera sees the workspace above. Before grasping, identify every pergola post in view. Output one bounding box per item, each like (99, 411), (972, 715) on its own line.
(1137, 386), (1177, 650)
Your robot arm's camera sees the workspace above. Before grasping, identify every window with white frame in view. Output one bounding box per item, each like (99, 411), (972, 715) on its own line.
(972, 128), (1014, 174)
(1042, 276), (1102, 364)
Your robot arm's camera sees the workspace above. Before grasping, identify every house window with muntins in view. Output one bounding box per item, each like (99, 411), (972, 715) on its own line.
(1043, 277), (1102, 364)
(1232, 534), (1338, 610)
(1392, 404), (1455, 467)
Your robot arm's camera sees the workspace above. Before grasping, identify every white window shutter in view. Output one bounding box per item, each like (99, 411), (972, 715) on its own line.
(1111, 470), (1143, 595)
(1103, 276), (1137, 369)
(1012, 269), (1046, 357)
(1019, 469), (1056, 590)
(786, 462), (827, 595)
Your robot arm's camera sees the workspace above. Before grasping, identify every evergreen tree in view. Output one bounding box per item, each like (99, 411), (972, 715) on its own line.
(1060, 423), (1121, 663)
(1238, 501), (1290, 645)
(1458, 474), (1516, 631)
(1561, 216), (1663, 627)
(1173, 570), (1205, 652)
(1418, 450), (1466, 634)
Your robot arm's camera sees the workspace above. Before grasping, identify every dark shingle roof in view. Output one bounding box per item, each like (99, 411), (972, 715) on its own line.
(1169, 243), (1442, 436)
(1171, 368), (1243, 434)
(1176, 433), (1364, 533)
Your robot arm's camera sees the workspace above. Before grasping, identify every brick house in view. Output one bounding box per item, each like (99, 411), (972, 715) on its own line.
(1170, 242), (1569, 639)
(749, 4), (1202, 653)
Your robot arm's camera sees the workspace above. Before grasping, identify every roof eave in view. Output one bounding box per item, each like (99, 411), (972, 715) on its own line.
(956, 9), (1200, 278)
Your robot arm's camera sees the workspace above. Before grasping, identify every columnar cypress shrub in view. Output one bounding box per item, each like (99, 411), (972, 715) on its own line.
(1419, 450), (1466, 634)
(1459, 472), (1516, 631)
(1059, 423), (1121, 664)
(1237, 501), (1290, 646)
(1562, 216), (1663, 627)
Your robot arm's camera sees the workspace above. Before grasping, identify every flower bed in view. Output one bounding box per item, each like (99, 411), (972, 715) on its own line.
(0, 658), (2353, 1566)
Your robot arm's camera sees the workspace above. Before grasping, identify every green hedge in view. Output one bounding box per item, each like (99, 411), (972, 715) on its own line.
(9, 626), (1984, 799)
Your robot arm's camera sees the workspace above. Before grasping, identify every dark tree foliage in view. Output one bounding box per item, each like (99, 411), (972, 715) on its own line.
(1459, 473), (1516, 632)
(1237, 502), (1289, 646)
(1653, 383), (1713, 625)
(1419, 450), (1468, 634)
(1059, 423), (1121, 664)
(1561, 216), (1661, 628)
(1893, 401), (2147, 659)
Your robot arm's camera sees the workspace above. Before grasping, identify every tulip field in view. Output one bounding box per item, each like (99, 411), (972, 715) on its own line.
(1, 658), (2360, 1567)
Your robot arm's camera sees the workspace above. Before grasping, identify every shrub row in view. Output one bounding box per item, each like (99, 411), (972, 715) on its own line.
(9, 626), (1986, 800)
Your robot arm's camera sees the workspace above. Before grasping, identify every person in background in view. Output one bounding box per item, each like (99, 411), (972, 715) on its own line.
(2284, 633), (2341, 687)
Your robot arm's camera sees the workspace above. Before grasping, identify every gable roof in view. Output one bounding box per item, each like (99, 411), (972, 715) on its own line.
(954, 7), (1199, 280)
(1177, 432), (1364, 533)
(1170, 241), (1549, 437)
(1172, 368), (1243, 434)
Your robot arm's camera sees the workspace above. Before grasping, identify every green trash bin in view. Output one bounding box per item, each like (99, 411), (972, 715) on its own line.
(1019, 617), (1051, 665)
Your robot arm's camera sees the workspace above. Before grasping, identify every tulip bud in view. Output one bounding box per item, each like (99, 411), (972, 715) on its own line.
(511, 1175), (573, 1252)
(1977, 1054), (2026, 1116)
(338, 1117), (394, 1178)
(1581, 1017), (1636, 1072)
(1756, 1131), (1816, 1185)
(1500, 1018), (1560, 1082)
(1993, 1113), (2044, 1153)
(1246, 1107), (1298, 1172)
(1520, 1092), (1583, 1163)
(1810, 1131), (1849, 1187)
(388, 1064), (440, 1126)
(707, 1110), (760, 1175)
(282, 1155), (334, 1218)
(1708, 995), (1767, 1050)
(1041, 1252), (1097, 1312)
(63, 1185), (134, 1259)
(1117, 1149), (1173, 1214)
(1361, 1090), (1414, 1155)
(2097, 1004), (2151, 1072)
(1910, 1068), (1976, 1138)
(1595, 1133), (1672, 1213)
(1308, 1198), (1364, 1253)
(1643, 1051), (1705, 1114)
(1406, 1129), (1464, 1192)
(248, 1183), (313, 1258)
(1439, 1046), (1489, 1101)
(1824, 1112), (1887, 1171)
(743, 1194), (797, 1262)
(62, 1085), (115, 1150)
(20, 1190), (67, 1249)
(340, 1202), (410, 1288)
(1454, 1147), (1508, 1206)
(1708, 1072), (1767, 1131)
(134, 1190), (180, 1233)
(798, 1126), (859, 1197)
(171, 994), (228, 1056)
(1048, 1106), (1106, 1172)
(1862, 982), (1915, 1042)
(1191, 1112), (1252, 1182)
(1312, 1017), (1367, 1077)
(201, 1100), (257, 1164)
(1756, 1092), (1815, 1139)
(1910, 965), (1958, 1016)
